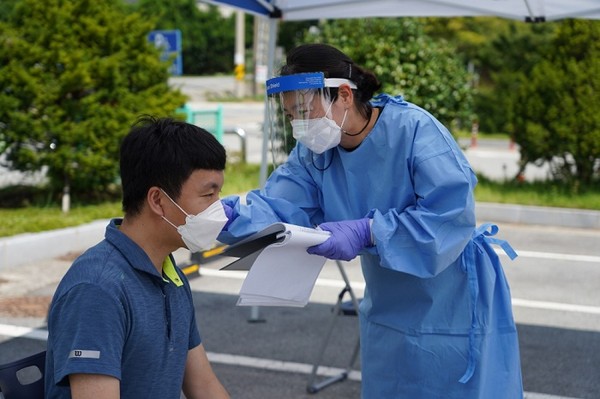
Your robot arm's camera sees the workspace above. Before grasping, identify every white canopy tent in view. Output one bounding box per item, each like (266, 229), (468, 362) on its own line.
(205, 0), (600, 183)
(209, 0), (600, 22)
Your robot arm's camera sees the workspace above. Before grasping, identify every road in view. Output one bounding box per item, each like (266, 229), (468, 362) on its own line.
(1, 221), (599, 398)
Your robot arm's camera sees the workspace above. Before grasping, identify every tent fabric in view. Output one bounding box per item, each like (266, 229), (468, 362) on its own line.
(207, 0), (600, 22)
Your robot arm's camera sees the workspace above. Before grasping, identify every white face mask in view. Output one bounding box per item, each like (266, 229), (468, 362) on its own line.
(291, 104), (347, 154)
(161, 190), (227, 253)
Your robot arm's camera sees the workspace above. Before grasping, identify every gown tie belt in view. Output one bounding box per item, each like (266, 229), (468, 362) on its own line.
(458, 223), (518, 384)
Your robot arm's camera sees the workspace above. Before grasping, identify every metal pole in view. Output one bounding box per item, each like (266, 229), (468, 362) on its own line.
(259, 18), (278, 187)
(234, 10), (245, 98)
(250, 17), (278, 323)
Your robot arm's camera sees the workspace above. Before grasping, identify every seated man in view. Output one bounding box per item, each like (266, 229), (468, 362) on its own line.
(45, 116), (230, 399)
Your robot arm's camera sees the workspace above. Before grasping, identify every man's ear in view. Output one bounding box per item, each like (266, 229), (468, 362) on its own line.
(147, 186), (165, 216)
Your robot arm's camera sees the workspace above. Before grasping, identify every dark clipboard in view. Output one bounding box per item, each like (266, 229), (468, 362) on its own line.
(219, 223), (287, 271)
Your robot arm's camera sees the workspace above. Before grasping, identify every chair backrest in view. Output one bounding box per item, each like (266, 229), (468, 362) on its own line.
(0, 351), (46, 399)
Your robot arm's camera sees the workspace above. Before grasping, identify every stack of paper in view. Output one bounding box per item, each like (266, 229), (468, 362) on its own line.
(220, 223), (331, 307)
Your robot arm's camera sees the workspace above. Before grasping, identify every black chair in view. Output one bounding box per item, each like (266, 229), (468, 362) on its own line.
(306, 261), (361, 394)
(0, 351), (46, 399)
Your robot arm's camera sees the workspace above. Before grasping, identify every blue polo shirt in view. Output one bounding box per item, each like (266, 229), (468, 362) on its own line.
(45, 218), (201, 399)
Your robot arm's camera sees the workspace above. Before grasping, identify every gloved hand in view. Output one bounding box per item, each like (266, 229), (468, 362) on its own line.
(307, 218), (372, 261)
(221, 201), (238, 231)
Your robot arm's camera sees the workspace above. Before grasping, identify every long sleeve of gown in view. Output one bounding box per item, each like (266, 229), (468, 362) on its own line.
(369, 117), (477, 278)
(218, 148), (320, 243)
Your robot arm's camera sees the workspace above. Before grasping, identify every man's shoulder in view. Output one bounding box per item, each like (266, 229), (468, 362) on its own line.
(72, 239), (123, 270)
(56, 240), (127, 291)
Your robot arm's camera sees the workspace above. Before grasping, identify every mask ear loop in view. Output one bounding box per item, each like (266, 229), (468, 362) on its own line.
(311, 93), (343, 172)
(162, 215), (179, 230)
(159, 189), (191, 230)
(339, 108), (348, 131)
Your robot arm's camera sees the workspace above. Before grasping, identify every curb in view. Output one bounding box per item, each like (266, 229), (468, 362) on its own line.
(1, 203), (599, 270)
(0, 219), (109, 271)
(476, 202), (600, 230)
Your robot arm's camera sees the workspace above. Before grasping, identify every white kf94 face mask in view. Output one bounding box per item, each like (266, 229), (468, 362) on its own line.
(291, 103), (348, 154)
(161, 190), (228, 253)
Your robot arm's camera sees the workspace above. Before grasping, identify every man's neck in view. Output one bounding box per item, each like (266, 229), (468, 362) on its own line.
(120, 216), (173, 274)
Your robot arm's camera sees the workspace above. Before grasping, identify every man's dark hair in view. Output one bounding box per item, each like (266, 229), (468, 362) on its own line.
(120, 116), (226, 216)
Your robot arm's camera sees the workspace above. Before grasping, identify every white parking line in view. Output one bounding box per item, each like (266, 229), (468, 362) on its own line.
(499, 249), (600, 263)
(206, 352), (362, 381)
(201, 269), (600, 315)
(0, 322), (582, 399)
(511, 298), (600, 315)
(0, 323), (48, 340)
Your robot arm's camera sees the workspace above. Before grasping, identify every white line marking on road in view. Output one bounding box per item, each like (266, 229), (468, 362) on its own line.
(206, 352), (362, 381)
(203, 268), (365, 289)
(511, 298), (600, 315)
(498, 249), (600, 263)
(0, 323), (48, 340)
(524, 394), (581, 399)
(203, 269), (600, 315)
(0, 322), (582, 399)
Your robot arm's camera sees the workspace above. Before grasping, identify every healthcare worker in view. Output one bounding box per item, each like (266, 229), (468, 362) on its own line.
(220, 43), (523, 398)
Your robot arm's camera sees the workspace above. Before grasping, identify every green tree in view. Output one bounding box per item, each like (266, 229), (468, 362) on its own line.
(509, 19), (600, 186)
(0, 0), (186, 202)
(423, 17), (557, 135)
(277, 20), (317, 54)
(0, 0), (19, 22)
(303, 18), (474, 129)
(477, 21), (556, 134)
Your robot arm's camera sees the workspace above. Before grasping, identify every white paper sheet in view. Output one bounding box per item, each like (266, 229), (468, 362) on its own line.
(222, 223), (330, 307)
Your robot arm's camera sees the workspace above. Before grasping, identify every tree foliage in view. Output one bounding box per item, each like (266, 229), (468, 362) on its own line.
(0, 0), (19, 22)
(423, 17), (557, 134)
(477, 22), (556, 135)
(302, 18), (475, 128)
(508, 20), (600, 186)
(0, 0), (186, 200)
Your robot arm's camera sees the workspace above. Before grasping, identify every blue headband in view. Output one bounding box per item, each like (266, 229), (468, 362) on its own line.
(266, 72), (357, 95)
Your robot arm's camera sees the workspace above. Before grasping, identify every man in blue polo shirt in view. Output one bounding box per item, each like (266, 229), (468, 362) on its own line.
(46, 116), (230, 398)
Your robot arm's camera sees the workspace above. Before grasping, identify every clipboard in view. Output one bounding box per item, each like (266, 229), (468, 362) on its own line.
(219, 223), (331, 307)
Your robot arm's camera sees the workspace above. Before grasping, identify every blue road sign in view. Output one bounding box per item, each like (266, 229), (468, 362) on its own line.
(148, 30), (183, 76)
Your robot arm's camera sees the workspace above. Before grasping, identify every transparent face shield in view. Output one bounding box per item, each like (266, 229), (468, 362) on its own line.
(265, 73), (357, 161)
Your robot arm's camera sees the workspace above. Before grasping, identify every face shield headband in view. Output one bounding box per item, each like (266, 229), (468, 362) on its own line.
(266, 72), (357, 96)
(265, 73), (357, 156)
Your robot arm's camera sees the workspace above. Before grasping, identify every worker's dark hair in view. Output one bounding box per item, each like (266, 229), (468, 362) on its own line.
(119, 115), (226, 217)
(280, 43), (382, 119)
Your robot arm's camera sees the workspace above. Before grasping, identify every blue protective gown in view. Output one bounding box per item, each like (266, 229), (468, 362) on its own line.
(220, 94), (523, 398)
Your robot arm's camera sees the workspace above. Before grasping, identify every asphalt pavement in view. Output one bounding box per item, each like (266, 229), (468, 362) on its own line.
(2, 224), (600, 398)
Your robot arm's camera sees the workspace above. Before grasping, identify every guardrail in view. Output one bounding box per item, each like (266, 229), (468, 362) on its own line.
(177, 104), (247, 163)
(224, 127), (247, 163)
(177, 104), (224, 143)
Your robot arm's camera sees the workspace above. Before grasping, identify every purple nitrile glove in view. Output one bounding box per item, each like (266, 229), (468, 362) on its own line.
(221, 201), (238, 231)
(307, 218), (372, 261)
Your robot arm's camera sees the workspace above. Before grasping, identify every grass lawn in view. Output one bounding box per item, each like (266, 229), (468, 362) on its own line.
(1, 162), (598, 238)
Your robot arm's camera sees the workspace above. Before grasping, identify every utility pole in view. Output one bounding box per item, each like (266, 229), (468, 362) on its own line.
(234, 10), (245, 98)
(253, 16), (269, 96)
